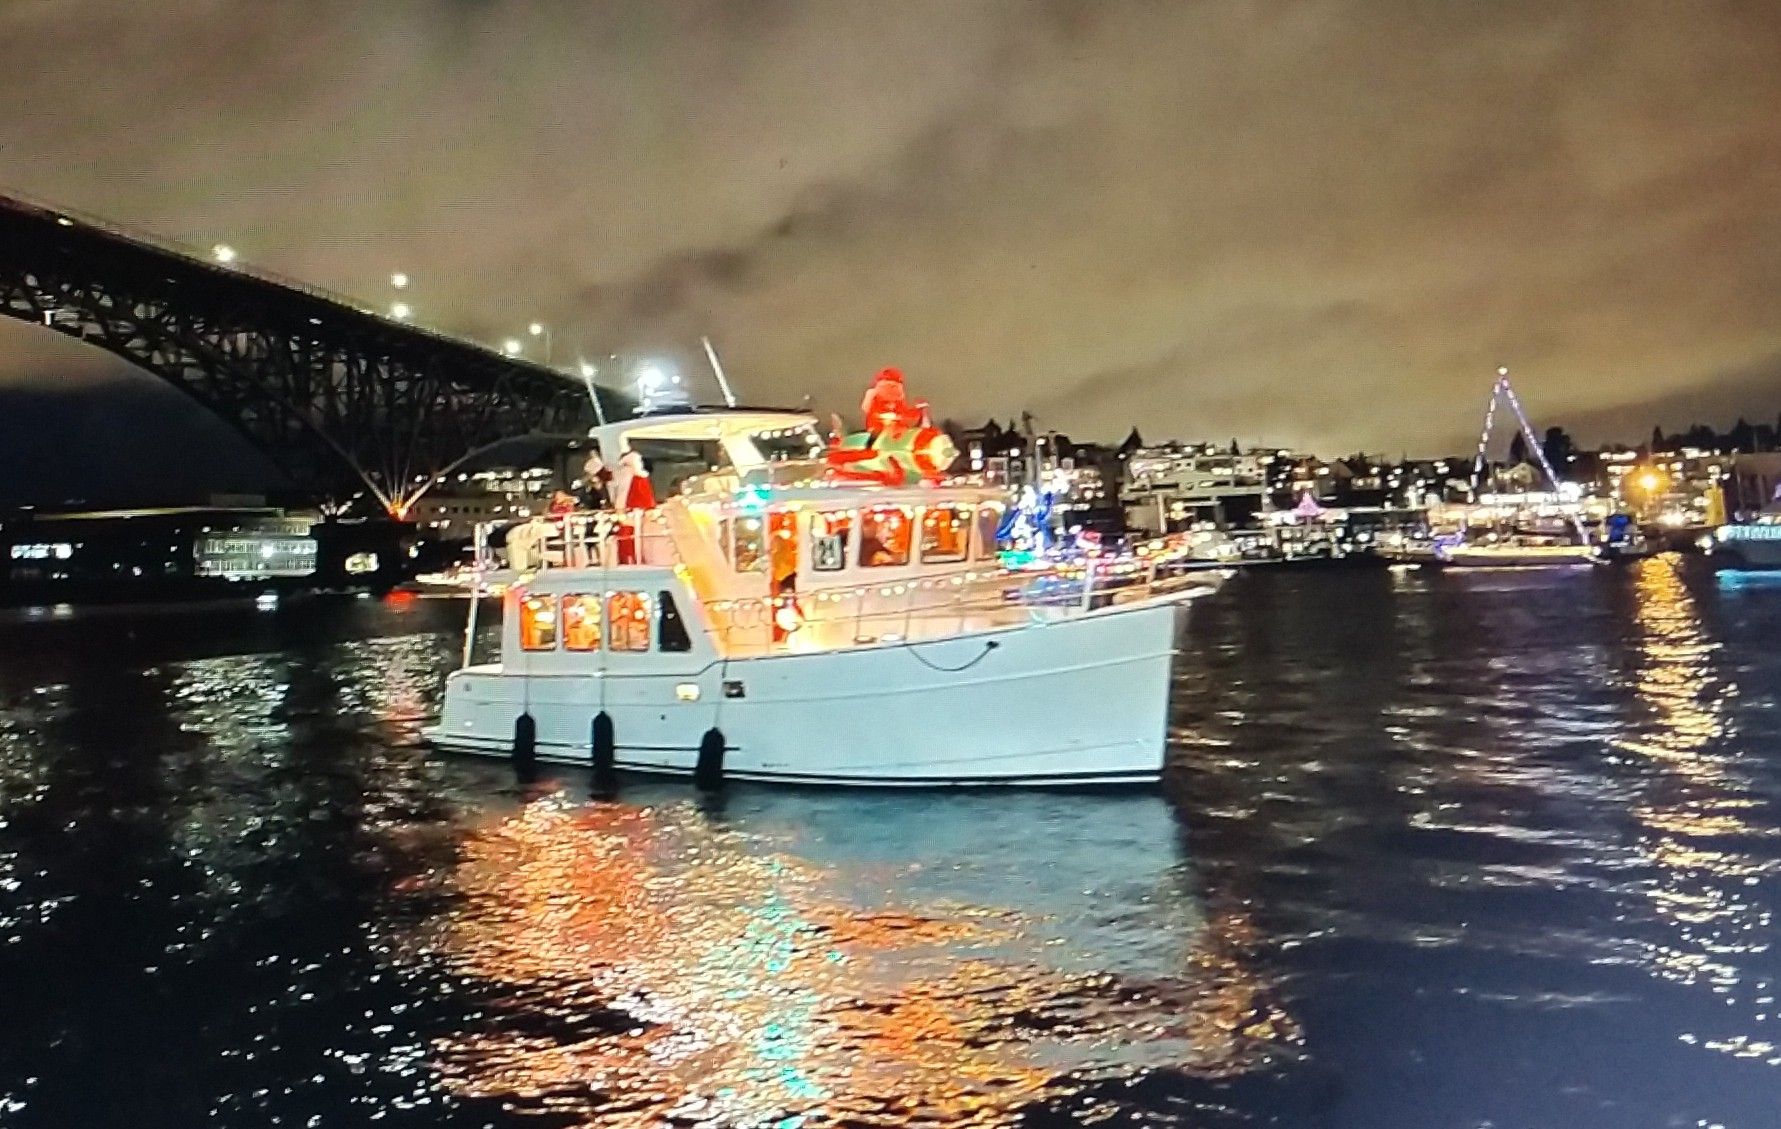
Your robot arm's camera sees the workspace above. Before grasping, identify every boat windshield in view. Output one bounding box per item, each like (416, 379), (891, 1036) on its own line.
(629, 437), (730, 496)
(748, 423), (825, 463)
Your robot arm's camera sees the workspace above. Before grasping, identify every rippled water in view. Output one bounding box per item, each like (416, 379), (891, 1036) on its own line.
(3, 562), (1781, 1127)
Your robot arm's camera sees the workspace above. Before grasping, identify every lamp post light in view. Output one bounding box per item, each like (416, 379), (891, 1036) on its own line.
(502, 338), (523, 356)
(390, 301), (412, 321)
(212, 243), (237, 264)
(390, 272), (409, 290)
(528, 322), (554, 366)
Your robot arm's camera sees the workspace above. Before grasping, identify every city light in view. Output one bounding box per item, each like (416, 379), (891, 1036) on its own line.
(1638, 469), (1665, 493)
(390, 301), (412, 320)
(390, 272), (409, 289)
(211, 243), (237, 264)
(502, 338), (523, 356)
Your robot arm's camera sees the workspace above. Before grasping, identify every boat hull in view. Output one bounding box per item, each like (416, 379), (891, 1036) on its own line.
(423, 598), (1185, 787)
(1391, 544), (1602, 568)
(1706, 526), (1781, 570)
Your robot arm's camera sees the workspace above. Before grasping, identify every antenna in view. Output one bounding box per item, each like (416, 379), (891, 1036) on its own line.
(701, 336), (738, 408)
(577, 362), (609, 425)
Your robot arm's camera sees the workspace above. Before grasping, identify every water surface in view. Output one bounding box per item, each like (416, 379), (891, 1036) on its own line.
(3, 562), (1780, 1127)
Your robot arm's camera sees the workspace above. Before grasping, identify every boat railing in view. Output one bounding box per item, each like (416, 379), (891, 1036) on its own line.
(702, 556), (1219, 656)
(475, 510), (677, 573)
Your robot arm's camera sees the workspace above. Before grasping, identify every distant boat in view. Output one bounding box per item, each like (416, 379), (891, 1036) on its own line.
(1702, 513), (1781, 570)
(1419, 369), (1604, 569)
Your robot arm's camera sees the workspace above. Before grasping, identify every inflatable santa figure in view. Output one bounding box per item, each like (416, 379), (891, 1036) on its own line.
(859, 367), (926, 437)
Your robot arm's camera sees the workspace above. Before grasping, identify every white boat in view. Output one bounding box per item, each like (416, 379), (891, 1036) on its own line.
(1395, 368), (1605, 570)
(1703, 514), (1781, 569)
(1432, 542), (1601, 567)
(423, 405), (1219, 787)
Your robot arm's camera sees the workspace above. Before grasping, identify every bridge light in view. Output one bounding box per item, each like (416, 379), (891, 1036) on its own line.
(502, 338), (523, 356)
(212, 243), (237, 264)
(390, 272), (409, 289)
(389, 301), (411, 321)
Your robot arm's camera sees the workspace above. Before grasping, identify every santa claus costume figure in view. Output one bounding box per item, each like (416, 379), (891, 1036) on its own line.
(860, 367), (925, 438)
(613, 451), (656, 563)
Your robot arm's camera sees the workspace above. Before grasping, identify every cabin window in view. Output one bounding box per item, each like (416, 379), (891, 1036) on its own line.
(920, 505), (970, 564)
(562, 594), (601, 651)
(811, 511), (852, 572)
(519, 594), (557, 650)
(658, 591), (692, 652)
(975, 504), (1005, 559)
(730, 516), (767, 572)
(607, 591), (651, 652)
(859, 506), (912, 567)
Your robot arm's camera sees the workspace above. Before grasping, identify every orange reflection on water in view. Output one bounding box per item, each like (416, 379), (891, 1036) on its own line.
(1618, 559), (1776, 999)
(419, 788), (1292, 1126)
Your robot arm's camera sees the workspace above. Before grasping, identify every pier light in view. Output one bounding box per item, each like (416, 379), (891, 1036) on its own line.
(212, 243), (237, 264)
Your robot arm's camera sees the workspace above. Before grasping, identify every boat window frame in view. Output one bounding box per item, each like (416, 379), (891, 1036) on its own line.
(728, 514), (768, 573)
(974, 502), (1005, 560)
(810, 509), (854, 572)
(561, 593), (602, 652)
(606, 590), (653, 652)
(918, 504), (971, 565)
(858, 505), (913, 568)
(657, 590), (693, 652)
(518, 593), (558, 651)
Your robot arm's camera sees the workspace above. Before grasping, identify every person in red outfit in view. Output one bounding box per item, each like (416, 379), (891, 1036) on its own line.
(614, 451), (656, 563)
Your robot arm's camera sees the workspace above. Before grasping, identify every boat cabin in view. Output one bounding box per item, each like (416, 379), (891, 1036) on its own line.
(481, 407), (1024, 663)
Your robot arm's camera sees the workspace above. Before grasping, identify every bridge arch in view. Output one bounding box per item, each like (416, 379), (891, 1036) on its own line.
(0, 191), (613, 513)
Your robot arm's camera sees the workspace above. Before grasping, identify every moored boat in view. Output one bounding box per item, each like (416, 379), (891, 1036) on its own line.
(1702, 515), (1781, 570)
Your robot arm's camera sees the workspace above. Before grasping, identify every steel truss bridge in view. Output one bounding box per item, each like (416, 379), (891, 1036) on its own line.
(0, 190), (616, 514)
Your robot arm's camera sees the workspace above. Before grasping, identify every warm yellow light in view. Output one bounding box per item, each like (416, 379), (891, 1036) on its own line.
(1638, 470), (1664, 493)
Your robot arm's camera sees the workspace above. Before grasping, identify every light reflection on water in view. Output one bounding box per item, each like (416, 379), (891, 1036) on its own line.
(5, 571), (1781, 1126)
(421, 785), (1292, 1126)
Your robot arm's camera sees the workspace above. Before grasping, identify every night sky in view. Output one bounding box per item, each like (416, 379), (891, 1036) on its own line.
(3, 1), (1780, 500)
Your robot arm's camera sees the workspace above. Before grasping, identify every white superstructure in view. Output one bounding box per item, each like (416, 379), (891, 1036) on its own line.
(423, 406), (1217, 787)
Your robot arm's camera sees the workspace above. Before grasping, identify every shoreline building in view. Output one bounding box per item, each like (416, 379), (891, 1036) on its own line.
(1122, 442), (1271, 534)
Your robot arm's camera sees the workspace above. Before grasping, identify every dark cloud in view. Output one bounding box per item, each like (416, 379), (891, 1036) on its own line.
(2, 0), (1780, 480)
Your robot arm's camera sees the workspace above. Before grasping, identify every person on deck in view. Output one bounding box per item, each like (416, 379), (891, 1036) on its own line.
(614, 451), (656, 564)
(578, 451), (612, 511)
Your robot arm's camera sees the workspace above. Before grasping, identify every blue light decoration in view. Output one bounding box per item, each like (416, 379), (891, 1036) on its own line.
(1431, 531), (1466, 563)
(996, 484), (1055, 567)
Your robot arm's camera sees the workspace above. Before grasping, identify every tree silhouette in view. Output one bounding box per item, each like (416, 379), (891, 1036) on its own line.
(1542, 426), (1576, 472)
